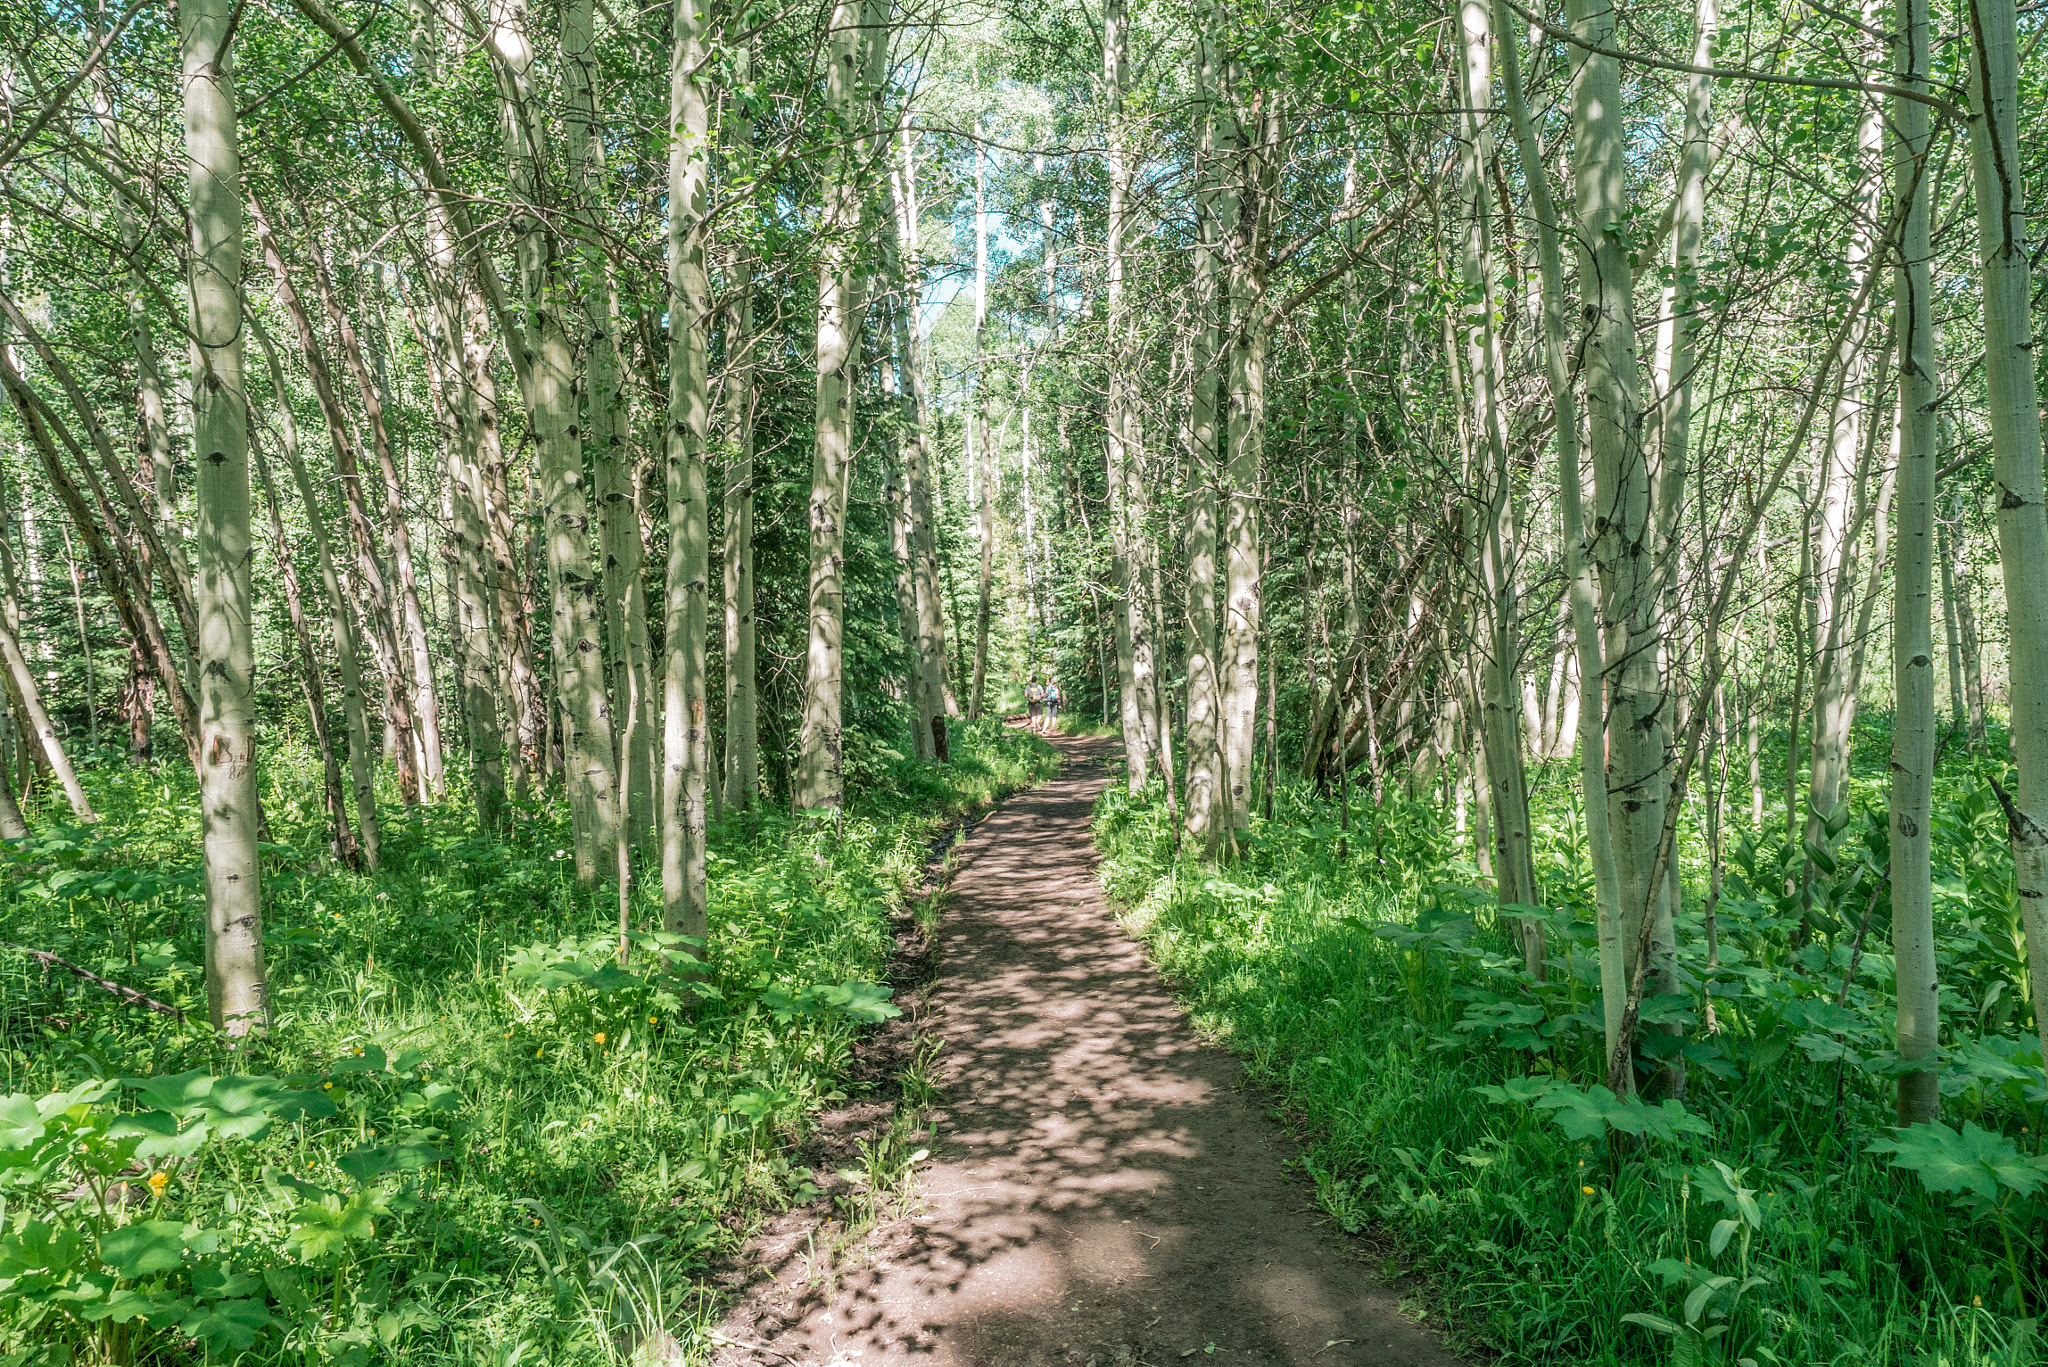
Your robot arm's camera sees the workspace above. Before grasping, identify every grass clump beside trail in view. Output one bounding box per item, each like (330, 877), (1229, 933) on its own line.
(0, 719), (1054, 1367)
(1095, 718), (2039, 1367)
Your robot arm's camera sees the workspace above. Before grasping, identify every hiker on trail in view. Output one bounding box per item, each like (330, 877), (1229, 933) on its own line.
(1043, 677), (1061, 733)
(1025, 679), (1045, 730)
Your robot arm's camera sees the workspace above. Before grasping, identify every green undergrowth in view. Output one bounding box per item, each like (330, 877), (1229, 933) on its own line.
(0, 718), (1054, 1366)
(1095, 724), (2041, 1367)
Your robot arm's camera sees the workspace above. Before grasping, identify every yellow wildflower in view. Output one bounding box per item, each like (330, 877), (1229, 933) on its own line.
(1581, 1186), (1595, 1197)
(323, 1081), (333, 1090)
(594, 1032), (606, 1046)
(147, 1171), (169, 1197)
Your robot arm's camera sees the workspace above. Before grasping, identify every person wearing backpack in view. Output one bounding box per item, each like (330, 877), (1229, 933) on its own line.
(1025, 679), (1045, 730)
(1043, 677), (1061, 733)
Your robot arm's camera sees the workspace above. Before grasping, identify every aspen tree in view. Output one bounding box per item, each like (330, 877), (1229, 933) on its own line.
(797, 0), (865, 808)
(969, 112), (995, 723)
(1103, 0), (1154, 793)
(1806, 22), (1886, 852)
(1939, 514), (1967, 734)
(488, 0), (621, 878)
(1966, 0), (2048, 1068)
(565, 0), (656, 845)
(306, 237), (444, 799)
(1216, 34), (1278, 831)
(1574, 7), (1672, 1049)
(723, 43), (763, 806)
(891, 126), (952, 760)
(883, 198), (938, 761)
(796, 0), (887, 808)
(250, 198), (424, 808)
(181, 0), (267, 1034)
(0, 345), (202, 766)
(1455, 0), (1539, 970)
(421, 215), (507, 829)
(0, 621), (92, 821)
(1182, 15), (1227, 848)
(86, 43), (187, 607)
(249, 314), (380, 865)
(663, 0), (712, 951)
(1891, 0), (1941, 1111)
(249, 313), (382, 864)
(250, 434), (357, 866)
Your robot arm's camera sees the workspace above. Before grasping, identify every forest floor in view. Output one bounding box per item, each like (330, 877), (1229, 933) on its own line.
(711, 731), (1462, 1367)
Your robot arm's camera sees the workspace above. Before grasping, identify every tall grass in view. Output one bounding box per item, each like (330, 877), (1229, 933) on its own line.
(0, 719), (1054, 1365)
(1095, 720), (2041, 1367)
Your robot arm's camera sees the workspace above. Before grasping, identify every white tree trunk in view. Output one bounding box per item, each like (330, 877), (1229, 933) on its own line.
(565, 0), (657, 847)
(1890, 0), (1939, 1113)
(1220, 88), (1279, 830)
(181, 0), (267, 1034)
(1181, 17), (1226, 846)
(796, 0), (887, 807)
(489, 0), (620, 878)
(1967, 0), (2048, 1068)
(662, 0), (713, 952)
(1458, 0), (1539, 969)
(1806, 35), (1885, 843)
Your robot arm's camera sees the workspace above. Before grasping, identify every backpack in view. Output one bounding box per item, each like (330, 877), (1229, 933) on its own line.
(1045, 683), (1061, 703)
(1026, 683), (1044, 703)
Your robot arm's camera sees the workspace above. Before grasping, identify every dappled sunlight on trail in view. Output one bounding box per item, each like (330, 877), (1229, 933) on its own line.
(717, 735), (1462, 1367)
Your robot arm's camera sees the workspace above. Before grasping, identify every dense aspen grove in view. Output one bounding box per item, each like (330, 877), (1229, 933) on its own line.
(0, 0), (2045, 1357)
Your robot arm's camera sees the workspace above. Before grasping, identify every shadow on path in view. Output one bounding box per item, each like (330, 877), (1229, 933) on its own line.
(715, 733), (1463, 1367)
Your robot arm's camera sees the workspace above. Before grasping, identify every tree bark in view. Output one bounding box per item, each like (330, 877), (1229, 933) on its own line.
(0, 620), (93, 821)
(889, 124), (949, 762)
(969, 113), (995, 723)
(420, 212), (507, 830)
(1497, 0), (1623, 1078)
(249, 194), (423, 807)
(1805, 38), (1885, 849)
(249, 312), (382, 868)
(565, 0), (656, 846)
(663, 0), (712, 954)
(796, 0), (885, 808)
(722, 47), (763, 804)
(1458, 0), (1540, 970)
(1219, 76), (1279, 831)
(488, 0), (620, 877)
(1966, 0), (2048, 1068)
(181, 0), (268, 1035)
(306, 231), (446, 800)
(1890, 0), (1939, 1121)
(251, 430), (358, 866)
(1182, 14), (1227, 846)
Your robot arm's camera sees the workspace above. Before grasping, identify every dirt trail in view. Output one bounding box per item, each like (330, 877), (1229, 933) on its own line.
(715, 733), (1462, 1367)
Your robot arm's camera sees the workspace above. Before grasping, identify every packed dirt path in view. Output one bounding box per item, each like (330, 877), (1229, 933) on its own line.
(715, 732), (1463, 1367)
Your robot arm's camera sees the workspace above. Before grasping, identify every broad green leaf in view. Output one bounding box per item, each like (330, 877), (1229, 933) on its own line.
(98, 1221), (190, 1278)
(1869, 1121), (2047, 1200)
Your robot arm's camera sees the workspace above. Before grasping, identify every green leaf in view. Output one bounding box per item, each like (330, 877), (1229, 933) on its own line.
(181, 1298), (272, 1352)
(337, 1134), (444, 1185)
(1472, 1076), (1553, 1107)
(0, 1094), (46, 1150)
(1621, 1312), (1682, 1335)
(128, 1070), (215, 1113)
(1534, 1084), (1712, 1143)
(1869, 1121), (2047, 1201)
(98, 1221), (190, 1279)
(284, 1190), (384, 1261)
